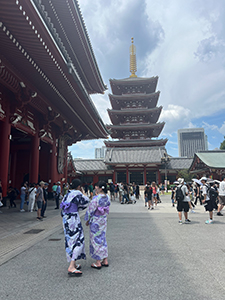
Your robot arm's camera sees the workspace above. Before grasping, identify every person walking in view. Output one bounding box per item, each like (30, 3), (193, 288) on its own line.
(144, 182), (153, 209)
(135, 184), (140, 200)
(85, 181), (110, 269)
(20, 182), (27, 212)
(8, 186), (17, 208)
(152, 182), (157, 207)
(35, 181), (45, 221)
(175, 178), (191, 224)
(194, 182), (202, 206)
(41, 183), (48, 218)
(60, 179), (89, 277)
(202, 179), (217, 224)
(52, 182), (57, 201)
(217, 175), (225, 216)
(55, 182), (61, 209)
(28, 183), (36, 212)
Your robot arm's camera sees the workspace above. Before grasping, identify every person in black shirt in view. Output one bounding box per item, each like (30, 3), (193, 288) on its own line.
(41, 183), (48, 218)
(144, 182), (153, 210)
(8, 186), (17, 208)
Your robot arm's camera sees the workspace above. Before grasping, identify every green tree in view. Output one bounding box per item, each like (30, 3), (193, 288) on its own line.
(220, 136), (225, 150)
(177, 169), (194, 183)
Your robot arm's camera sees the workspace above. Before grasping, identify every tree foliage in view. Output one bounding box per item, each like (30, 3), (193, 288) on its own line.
(220, 136), (225, 150)
(177, 169), (194, 183)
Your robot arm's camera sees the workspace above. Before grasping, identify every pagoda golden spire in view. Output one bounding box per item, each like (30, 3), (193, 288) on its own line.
(129, 37), (137, 77)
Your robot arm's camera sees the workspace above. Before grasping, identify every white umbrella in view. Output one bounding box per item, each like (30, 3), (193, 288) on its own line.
(192, 178), (203, 185)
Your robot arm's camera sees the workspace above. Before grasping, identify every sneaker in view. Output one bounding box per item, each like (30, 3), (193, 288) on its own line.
(185, 219), (191, 223)
(191, 210), (195, 213)
(20, 209), (25, 212)
(205, 219), (213, 224)
(217, 212), (223, 216)
(178, 220), (182, 224)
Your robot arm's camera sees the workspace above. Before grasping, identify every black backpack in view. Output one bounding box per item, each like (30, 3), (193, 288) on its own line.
(175, 186), (184, 202)
(209, 187), (218, 200)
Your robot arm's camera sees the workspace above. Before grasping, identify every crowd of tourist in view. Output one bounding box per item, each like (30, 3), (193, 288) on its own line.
(172, 176), (225, 224)
(1, 175), (225, 278)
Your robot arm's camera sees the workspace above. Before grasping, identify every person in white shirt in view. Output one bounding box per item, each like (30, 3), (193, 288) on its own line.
(175, 178), (191, 224)
(200, 177), (213, 224)
(28, 184), (37, 212)
(217, 175), (225, 216)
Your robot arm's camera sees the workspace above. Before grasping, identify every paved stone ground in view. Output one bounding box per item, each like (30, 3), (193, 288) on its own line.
(1, 193), (225, 300)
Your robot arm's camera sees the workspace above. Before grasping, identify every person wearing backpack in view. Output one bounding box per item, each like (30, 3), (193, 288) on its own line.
(175, 178), (191, 224)
(217, 175), (225, 216)
(203, 179), (218, 224)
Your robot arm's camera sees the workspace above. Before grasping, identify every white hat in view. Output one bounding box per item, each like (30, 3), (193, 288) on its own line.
(177, 178), (184, 184)
(200, 177), (207, 182)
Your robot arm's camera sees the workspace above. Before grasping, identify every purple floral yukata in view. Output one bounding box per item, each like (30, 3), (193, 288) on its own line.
(60, 190), (89, 262)
(84, 194), (110, 260)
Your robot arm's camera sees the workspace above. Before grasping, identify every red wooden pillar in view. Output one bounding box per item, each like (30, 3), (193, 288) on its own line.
(64, 147), (68, 183)
(0, 106), (11, 197)
(144, 165), (147, 185)
(157, 169), (161, 184)
(30, 132), (40, 183)
(93, 174), (98, 185)
(12, 151), (17, 187)
(50, 140), (57, 187)
(126, 166), (129, 184)
(113, 170), (116, 183)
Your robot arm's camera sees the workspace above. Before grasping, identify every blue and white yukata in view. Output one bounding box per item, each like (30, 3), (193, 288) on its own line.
(84, 194), (110, 260)
(60, 190), (89, 262)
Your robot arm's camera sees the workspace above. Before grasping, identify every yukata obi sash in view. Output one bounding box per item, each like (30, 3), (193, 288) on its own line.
(94, 206), (109, 217)
(60, 201), (78, 214)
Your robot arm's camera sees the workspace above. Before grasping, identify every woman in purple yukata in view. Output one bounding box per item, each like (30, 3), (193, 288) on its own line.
(85, 181), (110, 269)
(60, 179), (89, 277)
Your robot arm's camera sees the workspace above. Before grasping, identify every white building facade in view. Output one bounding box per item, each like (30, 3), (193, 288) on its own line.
(178, 128), (208, 158)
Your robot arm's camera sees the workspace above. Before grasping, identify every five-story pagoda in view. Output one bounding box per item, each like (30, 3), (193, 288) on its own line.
(104, 38), (168, 185)
(105, 38), (167, 148)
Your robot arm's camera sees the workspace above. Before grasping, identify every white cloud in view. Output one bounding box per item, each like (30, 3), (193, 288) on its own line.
(218, 122), (225, 135)
(71, 0), (225, 159)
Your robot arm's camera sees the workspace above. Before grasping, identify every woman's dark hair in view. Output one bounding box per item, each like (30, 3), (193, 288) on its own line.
(71, 179), (82, 189)
(96, 181), (107, 193)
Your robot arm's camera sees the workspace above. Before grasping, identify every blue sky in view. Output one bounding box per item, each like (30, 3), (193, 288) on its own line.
(69, 0), (225, 158)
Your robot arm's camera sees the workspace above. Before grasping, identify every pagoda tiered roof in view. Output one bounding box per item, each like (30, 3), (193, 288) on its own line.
(109, 92), (160, 110)
(104, 138), (168, 148)
(107, 122), (165, 139)
(108, 106), (162, 125)
(109, 76), (158, 95)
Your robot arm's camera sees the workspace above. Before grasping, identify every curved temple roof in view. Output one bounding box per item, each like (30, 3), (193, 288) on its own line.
(108, 122), (165, 138)
(109, 92), (160, 110)
(108, 106), (162, 125)
(109, 76), (158, 95)
(0, 0), (108, 140)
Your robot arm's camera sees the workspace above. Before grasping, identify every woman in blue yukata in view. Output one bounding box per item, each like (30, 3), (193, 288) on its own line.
(85, 181), (111, 269)
(60, 179), (89, 277)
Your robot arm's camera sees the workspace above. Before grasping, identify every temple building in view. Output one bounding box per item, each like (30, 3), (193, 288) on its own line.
(70, 39), (191, 185)
(0, 0), (108, 197)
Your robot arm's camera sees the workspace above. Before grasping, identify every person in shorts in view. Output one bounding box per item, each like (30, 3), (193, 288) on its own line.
(35, 181), (45, 221)
(176, 178), (191, 224)
(203, 179), (218, 224)
(217, 175), (225, 216)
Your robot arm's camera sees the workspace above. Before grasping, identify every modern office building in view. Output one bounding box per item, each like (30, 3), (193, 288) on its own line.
(95, 146), (106, 159)
(178, 128), (208, 158)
